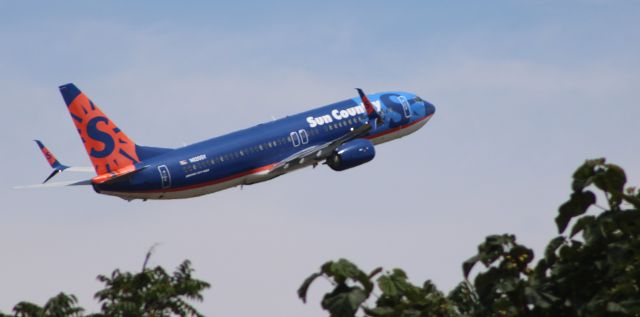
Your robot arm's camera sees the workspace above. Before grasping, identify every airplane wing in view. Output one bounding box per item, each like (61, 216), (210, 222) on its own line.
(268, 88), (383, 175)
(267, 121), (372, 175)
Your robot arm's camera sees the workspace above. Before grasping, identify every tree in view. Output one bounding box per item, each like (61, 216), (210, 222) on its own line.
(91, 259), (210, 317)
(0, 251), (210, 317)
(0, 293), (83, 317)
(300, 158), (640, 317)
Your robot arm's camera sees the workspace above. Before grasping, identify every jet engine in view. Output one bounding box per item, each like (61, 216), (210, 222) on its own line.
(327, 139), (375, 171)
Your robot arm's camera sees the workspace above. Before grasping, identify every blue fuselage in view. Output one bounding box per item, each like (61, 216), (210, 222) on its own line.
(96, 91), (435, 200)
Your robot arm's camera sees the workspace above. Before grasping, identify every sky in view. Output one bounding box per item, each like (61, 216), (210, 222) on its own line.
(1, 1), (639, 316)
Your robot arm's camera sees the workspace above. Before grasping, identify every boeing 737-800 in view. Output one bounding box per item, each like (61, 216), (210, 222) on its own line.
(25, 84), (435, 200)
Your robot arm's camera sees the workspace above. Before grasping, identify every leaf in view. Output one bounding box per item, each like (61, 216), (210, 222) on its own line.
(569, 215), (595, 238)
(363, 306), (395, 317)
(544, 236), (565, 260)
(298, 272), (322, 303)
(368, 267), (383, 279)
(321, 260), (337, 277)
(377, 275), (398, 297)
(478, 234), (515, 266)
(571, 158), (604, 191)
(473, 267), (500, 299)
(594, 164), (627, 193)
(390, 268), (407, 279)
(463, 255), (481, 279)
(422, 280), (438, 294)
(555, 191), (596, 233)
(331, 259), (362, 280)
(321, 287), (367, 317)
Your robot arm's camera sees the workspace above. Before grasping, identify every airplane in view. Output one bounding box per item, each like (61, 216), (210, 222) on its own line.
(23, 83), (435, 200)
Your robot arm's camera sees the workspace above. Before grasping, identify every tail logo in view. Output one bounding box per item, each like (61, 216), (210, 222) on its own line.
(86, 116), (115, 158)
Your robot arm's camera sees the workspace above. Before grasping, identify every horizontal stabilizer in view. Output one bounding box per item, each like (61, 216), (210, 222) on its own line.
(14, 179), (92, 189)
(63, 166), (95, 172)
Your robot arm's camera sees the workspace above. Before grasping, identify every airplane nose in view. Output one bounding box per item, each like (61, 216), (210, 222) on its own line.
(425, 102), (436, 117)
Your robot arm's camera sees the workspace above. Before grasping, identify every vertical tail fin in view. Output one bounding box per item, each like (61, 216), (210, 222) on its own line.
(59, 83), (141, 175)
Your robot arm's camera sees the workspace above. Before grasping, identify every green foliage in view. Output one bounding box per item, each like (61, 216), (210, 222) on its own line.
(298, 260), (459, 317)
(0, 254), (209, 317)
(301, 158), (640, 317)
(460, 234), (537, 317)
(0, 293), (83, 317)
(92, 259), (210, 317)
(365, 270), (458, 317)
(298, 259), (380, 317)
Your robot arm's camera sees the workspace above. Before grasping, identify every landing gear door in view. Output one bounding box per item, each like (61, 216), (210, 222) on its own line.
(158, 165), (171, 189)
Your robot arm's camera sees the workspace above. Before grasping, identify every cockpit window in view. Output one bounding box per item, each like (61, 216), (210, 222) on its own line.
(414, 96), (424, 103)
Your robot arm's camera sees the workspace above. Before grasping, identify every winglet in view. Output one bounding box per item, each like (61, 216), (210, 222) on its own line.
(356, 88), (383, 125)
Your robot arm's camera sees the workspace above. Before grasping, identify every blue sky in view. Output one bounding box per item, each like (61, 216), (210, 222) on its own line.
(1, 1), (639, 316)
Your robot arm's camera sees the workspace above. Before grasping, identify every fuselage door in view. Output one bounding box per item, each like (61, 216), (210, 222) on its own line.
(290, 131), (301, 147)
(299, 129), (309, 144)
(398, 95), (411, 118)
(157, 165), (171, 189)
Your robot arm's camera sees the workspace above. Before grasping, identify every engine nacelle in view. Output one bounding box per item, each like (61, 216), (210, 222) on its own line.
(327, 139), (376, 171)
